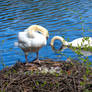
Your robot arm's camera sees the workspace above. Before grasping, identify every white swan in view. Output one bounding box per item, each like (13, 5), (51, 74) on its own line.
(50, 36), (92, 48)
(15, 25), (49, 63)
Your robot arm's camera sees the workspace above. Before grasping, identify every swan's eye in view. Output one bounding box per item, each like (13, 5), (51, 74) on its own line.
(36, 31), (42, 34)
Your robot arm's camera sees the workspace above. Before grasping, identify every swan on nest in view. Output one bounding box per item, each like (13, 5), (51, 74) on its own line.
(50, 36), (92, 48)
(15, 25), (49, 63)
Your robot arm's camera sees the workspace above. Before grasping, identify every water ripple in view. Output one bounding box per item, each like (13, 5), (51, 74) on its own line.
(0, 0), (92, 69)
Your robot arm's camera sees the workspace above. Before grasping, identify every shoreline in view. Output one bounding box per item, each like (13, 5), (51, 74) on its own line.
(0, 59), (92, 92)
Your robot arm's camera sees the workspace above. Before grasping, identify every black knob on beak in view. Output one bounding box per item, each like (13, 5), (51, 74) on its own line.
(46, 37), (48, 40)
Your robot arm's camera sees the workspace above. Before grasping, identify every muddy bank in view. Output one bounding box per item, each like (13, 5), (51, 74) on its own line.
(0, 59), (92, 92)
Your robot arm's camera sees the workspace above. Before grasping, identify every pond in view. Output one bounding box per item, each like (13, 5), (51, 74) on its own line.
(0, 0), (92, 69)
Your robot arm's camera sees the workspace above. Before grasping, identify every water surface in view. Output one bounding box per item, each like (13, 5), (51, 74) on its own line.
(0, 0), (92, 69)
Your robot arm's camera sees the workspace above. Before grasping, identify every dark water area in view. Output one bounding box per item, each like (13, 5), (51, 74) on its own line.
(0, 0), (92, 69)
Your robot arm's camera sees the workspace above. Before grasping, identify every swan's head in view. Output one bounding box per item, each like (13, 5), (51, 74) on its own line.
(27, 25), (49, 39)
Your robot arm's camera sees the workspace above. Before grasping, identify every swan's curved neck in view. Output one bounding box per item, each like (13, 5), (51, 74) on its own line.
(50, 36), (68, 46)
(27, 25), (49, 38)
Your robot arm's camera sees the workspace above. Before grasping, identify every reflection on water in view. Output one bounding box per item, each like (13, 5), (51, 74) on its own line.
(0, 0), (92, 69)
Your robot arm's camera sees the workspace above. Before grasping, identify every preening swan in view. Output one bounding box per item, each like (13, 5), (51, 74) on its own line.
(15, 25), (49, 63)
(50, 36), (92, 48)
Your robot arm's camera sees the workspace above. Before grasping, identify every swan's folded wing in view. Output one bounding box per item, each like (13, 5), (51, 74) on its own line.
(18, 32), (32, 48)
(18, 31), (47, 48)
(30, 34), (47, 47)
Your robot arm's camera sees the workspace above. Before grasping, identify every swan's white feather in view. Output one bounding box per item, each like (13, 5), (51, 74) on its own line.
(18, 31), (46, 50)
(69, 37), (92, 47)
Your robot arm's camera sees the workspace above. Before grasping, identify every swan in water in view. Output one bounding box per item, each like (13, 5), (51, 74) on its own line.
(50, 36), (92, 48)
(50, 36), (92, 56)
(15, 25), (49, 63)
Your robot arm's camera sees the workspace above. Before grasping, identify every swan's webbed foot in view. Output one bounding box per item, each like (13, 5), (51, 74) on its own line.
(33, 52), (42, 64)
(25, 62), (35, 66)
(34, 59), (42, 64)
(25, 58), (34, 66)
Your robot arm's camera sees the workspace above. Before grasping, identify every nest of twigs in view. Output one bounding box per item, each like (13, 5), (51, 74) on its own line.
(0, 59), (92, 92)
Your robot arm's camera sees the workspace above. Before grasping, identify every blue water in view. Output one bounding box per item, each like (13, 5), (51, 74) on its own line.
(0, 0), (92, 69)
